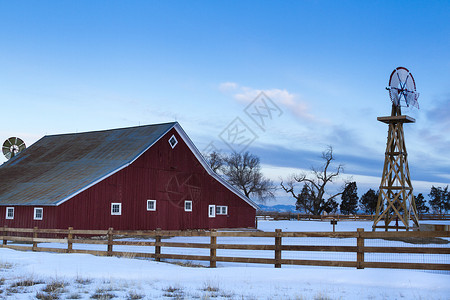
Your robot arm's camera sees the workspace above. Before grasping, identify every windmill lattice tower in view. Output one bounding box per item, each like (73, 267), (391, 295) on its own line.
(372, 67), (420, 231)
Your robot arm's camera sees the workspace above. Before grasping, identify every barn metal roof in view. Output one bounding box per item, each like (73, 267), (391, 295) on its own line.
(0, 123), (177, 206)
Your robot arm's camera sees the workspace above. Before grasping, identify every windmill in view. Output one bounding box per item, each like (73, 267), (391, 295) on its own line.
(372, 67), (420, 231)
(2, 137), (26, 160)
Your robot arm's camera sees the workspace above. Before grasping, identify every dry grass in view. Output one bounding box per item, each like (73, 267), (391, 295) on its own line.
(42, 280), (67, 293)
(90, 288), (117, 299)
(34, 280), (68, 299)
(127, 290), (144, 299)
(118, 252), (137, 259)
(202, 285), (219, 293)
(313, 293), (332, 300)
(201, 281), (221, 298)
(0, 262), (13, 270)
(75, 277), (93, 285)
(10, 278), (44, 287)
(6, 278), (44, 295)
(219, 291), (235, 299)
(36, 291), (60, 300)
(168, 260), (206, 268)
(163, 285), (184, 299)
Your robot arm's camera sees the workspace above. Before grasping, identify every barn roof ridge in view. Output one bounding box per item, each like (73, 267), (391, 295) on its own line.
(40, 122), (178, 138)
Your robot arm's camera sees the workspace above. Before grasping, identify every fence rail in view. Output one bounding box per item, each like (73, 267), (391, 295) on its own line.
(256, 212), (450, 221)
(0, 226), (449, 271)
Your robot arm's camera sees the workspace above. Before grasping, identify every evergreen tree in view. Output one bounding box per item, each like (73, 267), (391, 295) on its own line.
(359, 189), (378, 214)
(324, 198), (339, 214)
(429, 186), (449, 214)
(414, 193), (429, 215)
(295, 184), (314, 213)
(340, 182), (358, 215)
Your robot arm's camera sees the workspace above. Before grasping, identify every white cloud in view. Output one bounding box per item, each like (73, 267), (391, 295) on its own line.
(219, 82), (317, 122)
(218, 82), (239, 92)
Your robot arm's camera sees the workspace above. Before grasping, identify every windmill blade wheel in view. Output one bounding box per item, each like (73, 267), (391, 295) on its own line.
(2, 137), (26, 160)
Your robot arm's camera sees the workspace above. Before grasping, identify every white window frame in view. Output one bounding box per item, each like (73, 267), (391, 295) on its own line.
(216, 205), (228, 215)
(168, 135), (178, 149)
(111, 203), (122, 215)
(6, 207), (14, 220)
(208, 205), (216, 218)
(221, 206), (228, 215)
(184, 200), (192, 212)
(147, 199), (156, 211)
(34, 207), (43, 220)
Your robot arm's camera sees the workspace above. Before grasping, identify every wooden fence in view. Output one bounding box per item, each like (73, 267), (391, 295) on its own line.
(420, 214), (450, 220)
(0, 226), (449, 271)
(256, 213), (374, 221)
(256, 212), (450, 221)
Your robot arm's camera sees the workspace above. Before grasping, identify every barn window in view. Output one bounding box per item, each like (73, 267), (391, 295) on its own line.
(208, 205), (216, 218)
(6, 207), (14, 219)
(34, 207), (43, 220)
(168, 135), (178, 149)
(147, 200), (156, 211)
(216, 206), (228, 215)
(221, 206), (228, 215)
(184, 200), (192, 212)
(215, 205), (228, 215)
(111, 203), (122, 215)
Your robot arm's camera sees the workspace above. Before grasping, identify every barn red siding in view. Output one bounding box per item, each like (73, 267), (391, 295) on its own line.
(0, 128), (256, 230)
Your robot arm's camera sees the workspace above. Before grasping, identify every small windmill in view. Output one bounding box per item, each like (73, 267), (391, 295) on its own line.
(372, 67), (420, 231)
(2, 137), (26, 160)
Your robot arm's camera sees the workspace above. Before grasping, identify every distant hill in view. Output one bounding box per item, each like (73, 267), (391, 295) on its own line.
(258, 204), (297, 213)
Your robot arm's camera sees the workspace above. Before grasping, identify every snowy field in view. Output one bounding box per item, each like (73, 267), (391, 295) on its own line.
(0, 220), (448, 299)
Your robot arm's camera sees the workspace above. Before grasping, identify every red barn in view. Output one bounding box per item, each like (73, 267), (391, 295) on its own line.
(0, 123), (258, 230)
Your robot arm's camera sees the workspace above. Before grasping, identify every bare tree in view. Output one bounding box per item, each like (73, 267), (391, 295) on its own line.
(281, 146), (344, 215)
(217, 151), (276, 203)
(203, 151), (224, 173)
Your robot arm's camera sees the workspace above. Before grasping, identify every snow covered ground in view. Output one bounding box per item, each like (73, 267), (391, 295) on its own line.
(0, 220), (448, 299)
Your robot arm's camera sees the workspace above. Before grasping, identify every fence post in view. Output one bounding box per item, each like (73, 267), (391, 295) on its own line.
(2, 226), (7, 246)
(32, 227), (38, 251)
(356, 228), (364, 269)
(275, 229), (282, 268)
(155, 228), (161, 262)
(210, 229), (217, 268)
(107, 227), (113, 256)
(67, 227), (73, 253)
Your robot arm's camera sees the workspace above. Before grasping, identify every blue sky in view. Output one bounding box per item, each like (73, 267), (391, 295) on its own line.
(1, 1), (449, 204)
